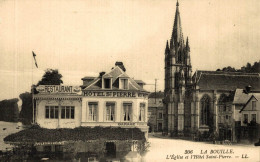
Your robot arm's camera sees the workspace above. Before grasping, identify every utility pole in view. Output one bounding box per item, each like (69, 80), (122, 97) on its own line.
(146, 79), (158, 103)
(155, 79), (157, 104)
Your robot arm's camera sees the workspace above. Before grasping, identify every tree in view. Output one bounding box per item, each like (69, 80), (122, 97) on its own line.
(242, 61), (260, 73)
(19, 69), (63, 124)
(217, 61), (260, 73)
(0, 98), (19, 122)
(37, 69), (63, 86)
(19, 92), (33, 125)
(222, 66), (236, 72)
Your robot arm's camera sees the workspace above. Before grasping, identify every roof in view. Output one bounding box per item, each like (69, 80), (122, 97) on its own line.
(4, 126), (145, 144)
(148, 98), (163, 107)
(240, 94), (260, 112)
(171, 0), (183, 44)
(194, 71), (260, 91)
(81, 76), (96, 80)
(148, 91), (164, 98)
(83, 66), (148, 92)
(233, 89), (260, 104)
(134, 80), (146, 84)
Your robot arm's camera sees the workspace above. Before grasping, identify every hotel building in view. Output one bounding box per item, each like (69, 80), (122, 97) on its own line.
(81, 64), (149, 138)
(33, 63), (149, 138)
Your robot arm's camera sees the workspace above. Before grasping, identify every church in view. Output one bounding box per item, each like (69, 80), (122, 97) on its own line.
(164, 1), (260, 142)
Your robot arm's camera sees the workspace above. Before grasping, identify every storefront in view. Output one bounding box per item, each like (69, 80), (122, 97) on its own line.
(5, 63), (150, 160)
(33, 64), (149, 138)
(34, 85), (82, 128)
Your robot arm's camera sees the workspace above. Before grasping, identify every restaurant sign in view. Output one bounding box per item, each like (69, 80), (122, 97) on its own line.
(36, 85), (81, 94)
(83, 91), (148, 98)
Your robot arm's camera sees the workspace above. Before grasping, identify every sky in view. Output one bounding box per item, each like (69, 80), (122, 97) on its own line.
(0, 0), (259, 102)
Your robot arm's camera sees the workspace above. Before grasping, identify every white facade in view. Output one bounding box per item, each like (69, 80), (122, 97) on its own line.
(34, 65), (149, 138)
(35, 97), (82, 128)
(34, 85), (82, 129)
(81, 92), (148, 134)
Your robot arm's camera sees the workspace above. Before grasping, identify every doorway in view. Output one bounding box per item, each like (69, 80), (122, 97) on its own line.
(105, 142), (116, 157)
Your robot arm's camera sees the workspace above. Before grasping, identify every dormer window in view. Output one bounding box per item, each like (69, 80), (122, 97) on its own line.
(104, 78), (111, 89)
(120, 78), (128, 90)
(252, 101), (256, 110)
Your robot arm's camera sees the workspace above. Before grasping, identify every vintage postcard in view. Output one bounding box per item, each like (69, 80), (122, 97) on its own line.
(0, 0), (259, 161)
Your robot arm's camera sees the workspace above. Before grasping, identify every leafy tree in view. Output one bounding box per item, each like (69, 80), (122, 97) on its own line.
(19, 92), (33, 125)
(37, 69), (63, 86)
(222, 66), (236, 72)
(217, 61), (260, 73)
(241, 61), (260, 73)
(0, 98), (19, 122)
(18, 69), (63, 125)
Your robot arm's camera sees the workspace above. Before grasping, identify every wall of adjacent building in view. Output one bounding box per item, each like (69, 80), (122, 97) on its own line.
(241, 98), (259, 126)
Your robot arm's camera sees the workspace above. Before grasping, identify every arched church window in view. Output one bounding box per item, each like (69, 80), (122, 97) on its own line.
(200, 95), (211, 125)
(174, 72), (179, 88)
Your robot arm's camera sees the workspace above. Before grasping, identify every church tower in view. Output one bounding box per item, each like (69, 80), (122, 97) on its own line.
(164, 0), (192, 136)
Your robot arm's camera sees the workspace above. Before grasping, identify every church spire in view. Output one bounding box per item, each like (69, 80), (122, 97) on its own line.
(186, 37), (190, 51)
(171, 0), (183, 45)
(165, 40), (170, 54)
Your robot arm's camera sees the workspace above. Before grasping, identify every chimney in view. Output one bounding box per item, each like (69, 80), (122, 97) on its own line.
(115, 61), (126, 72)
(99, 72), (106, 77)
(81, 77), (95, 86)
(245, 85), (252, 93)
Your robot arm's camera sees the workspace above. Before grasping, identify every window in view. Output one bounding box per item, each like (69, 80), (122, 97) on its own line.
(55, 145), (63, 152)
(88, 102), (98, 121)
(120, 79), (128, 89)
(223, 105), (226, 112)
(158, 123), (162, 131)
(104, 78), (111, 89)
(61, 106), (75, 119)
(228, 116), (231, 123)
(45, 106), (58, 119)
(227, 105), (231, 112)
(139, 103), (145, 122)
(252, 101), (256, 110)
(106, 102), (115, 121)
(200, 95), (211, 125)
(243, 114), (248, 124)
(123, 103), (132, 121)
(218, 105), (223, 113)
(251, 114), (256, 123)
(158, 112), (163, 119)
(218, 115), (221, 123)
(44, 146), (52, 152)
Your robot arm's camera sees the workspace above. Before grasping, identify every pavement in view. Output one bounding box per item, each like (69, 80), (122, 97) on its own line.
(148, 132), (256, 147)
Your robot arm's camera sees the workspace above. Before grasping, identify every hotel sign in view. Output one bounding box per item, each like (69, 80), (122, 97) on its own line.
(118, 122), (146, 126)
(83, 91), (148, 98)
(36, 85), (81, 94)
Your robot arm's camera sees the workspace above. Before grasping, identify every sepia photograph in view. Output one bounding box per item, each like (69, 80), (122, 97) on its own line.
(0, 0), (259, 161)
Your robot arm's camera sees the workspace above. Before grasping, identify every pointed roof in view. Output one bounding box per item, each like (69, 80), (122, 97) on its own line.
(83, 66), (148, 92)
(165, 40), (170, 54)
(171, 0), (183, 44)
(240, 94), (260, 112)
(186, 37), (190, 51)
